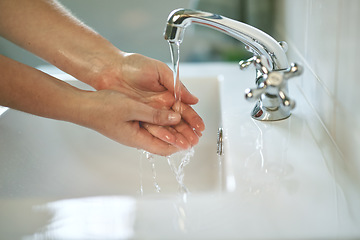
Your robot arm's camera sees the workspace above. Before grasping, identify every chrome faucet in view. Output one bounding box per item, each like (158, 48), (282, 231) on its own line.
(164, 8), (303, 121)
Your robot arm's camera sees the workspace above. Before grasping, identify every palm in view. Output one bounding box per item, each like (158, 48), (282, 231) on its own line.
(96, 53), (204, 151)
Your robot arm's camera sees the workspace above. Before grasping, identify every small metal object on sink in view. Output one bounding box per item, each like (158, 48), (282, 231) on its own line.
(217, 127), (224, 156)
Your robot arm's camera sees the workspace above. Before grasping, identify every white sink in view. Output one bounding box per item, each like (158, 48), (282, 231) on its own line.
(0, 74), (224, 198)
(1, 63), (360, 240)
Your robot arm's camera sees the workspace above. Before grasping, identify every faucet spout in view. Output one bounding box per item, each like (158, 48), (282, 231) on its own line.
(164, 8), (289, 70)
(164, 9), (303, 121)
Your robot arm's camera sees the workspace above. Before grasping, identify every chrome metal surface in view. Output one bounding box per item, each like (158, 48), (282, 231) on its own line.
(239, 56), (257, 70)
(164, 8), (289, 70)
(244, 56), (303, 121)
(217, 127), (224, 156)
(164, 9), (303, 121)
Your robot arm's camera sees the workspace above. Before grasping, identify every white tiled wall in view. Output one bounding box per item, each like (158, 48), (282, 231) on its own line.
(275, 0), (360, 167)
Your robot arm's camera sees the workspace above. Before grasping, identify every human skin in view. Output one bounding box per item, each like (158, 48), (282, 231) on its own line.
(0, 0), (205, 156)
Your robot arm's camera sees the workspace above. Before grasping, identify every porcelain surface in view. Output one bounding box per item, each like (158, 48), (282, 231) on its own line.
(0, 74), (222, 198)
(0, 63), (359, 239)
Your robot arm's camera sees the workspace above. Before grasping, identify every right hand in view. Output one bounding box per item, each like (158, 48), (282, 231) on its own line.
(81, 89), (192, 156)
(86, 53), (205, 153)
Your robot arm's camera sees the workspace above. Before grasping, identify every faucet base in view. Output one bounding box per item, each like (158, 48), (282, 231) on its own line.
(251, 101), (291, 121)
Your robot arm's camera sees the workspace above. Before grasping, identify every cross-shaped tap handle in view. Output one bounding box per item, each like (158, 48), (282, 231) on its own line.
(244, 56), (303, 110)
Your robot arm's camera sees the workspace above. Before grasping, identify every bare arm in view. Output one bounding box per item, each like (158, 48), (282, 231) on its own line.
(0, 0), (117, 87)
(0, 54), (185, 155)
(0, 0), (204, 155)
(0, 54), (84, 121)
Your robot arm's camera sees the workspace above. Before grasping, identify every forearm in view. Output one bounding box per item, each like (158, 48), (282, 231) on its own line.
(0, 54), (88, 124)
(0, 0), (121, 87)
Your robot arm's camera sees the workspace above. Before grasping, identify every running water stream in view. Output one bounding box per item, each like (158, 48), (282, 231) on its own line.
(169, 41), (181, 113)
(167, 148), (194, 193)
(140, 149), (194, 194)
(168, 40), (194, 193)
(138, 41), (194, 195)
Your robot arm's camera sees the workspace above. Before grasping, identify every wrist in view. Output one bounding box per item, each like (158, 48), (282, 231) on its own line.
(85, 49), (127, 90)
(64, 89), (100, 130)
(60, 39), (127, 90)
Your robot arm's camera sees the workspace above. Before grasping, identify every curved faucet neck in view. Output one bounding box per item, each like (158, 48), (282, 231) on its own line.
(164, 8), (289, 70)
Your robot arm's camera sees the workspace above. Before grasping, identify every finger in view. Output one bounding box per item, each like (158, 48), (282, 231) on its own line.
(167, 126), (192, 150)
(179, 82), (199, 105)
(103, 120), (180, 156)
(141, 122), (176, 145)
(131, 100), (181, 126)
(142, 122), (191, 150)
(158, 62), (199, 105)
(195, 129), (203, 137)
(131, 124), (180, 156)
(172, 120), (200, 147)
(173, 102), (205, 132)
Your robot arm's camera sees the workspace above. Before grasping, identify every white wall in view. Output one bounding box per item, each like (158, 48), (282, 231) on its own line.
(275, 0), (360, 168)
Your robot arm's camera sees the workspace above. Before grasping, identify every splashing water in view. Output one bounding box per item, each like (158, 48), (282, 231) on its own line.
(144, 151), (161, 193)
(167, 148), (194, 193)
(139, 148), (194, 194)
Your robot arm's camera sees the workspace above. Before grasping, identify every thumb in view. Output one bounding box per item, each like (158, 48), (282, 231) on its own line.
(180, 82), (199, 105)
(131, 101), (181, 125)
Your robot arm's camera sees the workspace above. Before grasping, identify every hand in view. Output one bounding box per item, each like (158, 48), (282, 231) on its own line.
(0, 0), (204, 154)
(89, 53), (205, 152)
(83, 89), (187, 156)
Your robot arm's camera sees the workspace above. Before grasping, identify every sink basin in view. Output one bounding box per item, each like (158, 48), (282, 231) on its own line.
(1, 63), (359, 240)
(0, 73), (224, 198)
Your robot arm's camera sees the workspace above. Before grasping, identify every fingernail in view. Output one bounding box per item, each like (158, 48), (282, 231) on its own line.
(164, 134), (176, 144)
(168, 112), (180, 122)
(176, 138), (190, 150)
(195, 121), (205, 132)
(189, 134), (199, 146)
(194, 129), (202, 137)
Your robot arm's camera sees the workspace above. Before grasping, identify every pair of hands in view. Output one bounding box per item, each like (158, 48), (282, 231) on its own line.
(0, 0), (202, 156)
(85, 53), (204, 156)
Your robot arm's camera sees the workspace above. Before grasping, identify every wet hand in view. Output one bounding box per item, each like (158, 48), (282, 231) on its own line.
(89, 53), (205, 153)
(83, 90), (189, 156)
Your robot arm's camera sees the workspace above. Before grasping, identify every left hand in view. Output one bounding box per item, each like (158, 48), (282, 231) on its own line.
(89, 53), (205, 151)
